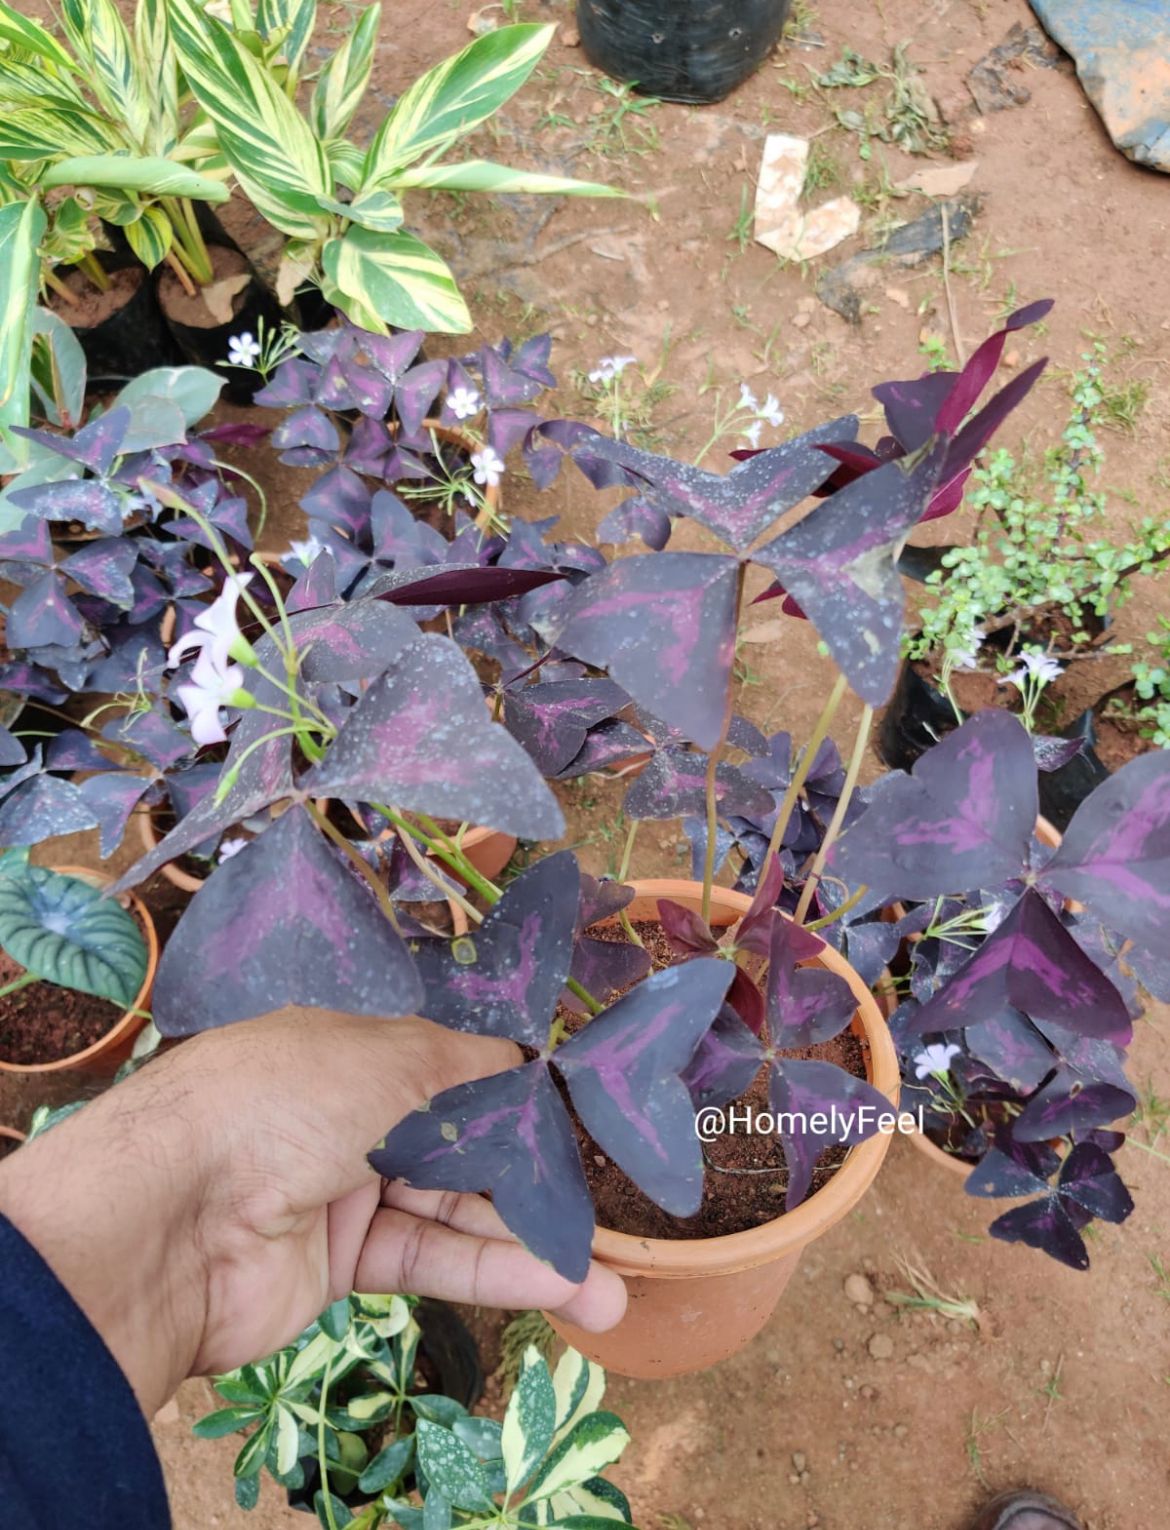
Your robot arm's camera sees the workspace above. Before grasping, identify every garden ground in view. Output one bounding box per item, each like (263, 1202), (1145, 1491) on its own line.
(9, 0), (1170, 1524)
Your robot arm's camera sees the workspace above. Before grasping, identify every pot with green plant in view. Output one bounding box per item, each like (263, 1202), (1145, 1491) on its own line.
(196, 1294), (632, 1528)
(0, 855), (156, 1075)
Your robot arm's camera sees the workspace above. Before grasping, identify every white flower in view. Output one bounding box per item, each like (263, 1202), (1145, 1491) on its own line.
(760, 393), (784, 428)
(227, 332), (261, 368)
(446, 384), (482, 421)
(168, 572), (254, 673)
(738, 382), (760, 411)
(587, 354), (637, 384)
(951, 630), (985, 671)
(913, 1043), (962, 1080)
(218, 836), (248, 862)
(741, 419), (763, 449)
(175, 648), (246, 747)
(1003, 648), (1063, 690)
(287, 535), (324, 567)
(471, 446), (505, 489)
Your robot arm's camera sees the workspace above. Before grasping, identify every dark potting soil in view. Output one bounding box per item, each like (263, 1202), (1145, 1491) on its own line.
(157, 244), (251, 328)
(52, 265), (143, 329)
(0, 1134), (22, 1161)
(0, 903), (147, 1065)
(1093, 689), (1153, 772)
(566, 919), (868, 1241)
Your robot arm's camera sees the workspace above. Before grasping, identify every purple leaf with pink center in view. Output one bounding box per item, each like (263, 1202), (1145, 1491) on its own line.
(551, 552), (740, 750)
(907, 889), (1131, 1044)
(153, 804), (422, 1036)
(8, 478), (124, 534)
(502, 677), (627, 776)
(369, 1060), (595, 1281)
(968, 1139), (1132, 1270)
(77, 771), (155, 858)
(1036, 749), (1170, 955)
(411, 852), (579, 1046)
(303, 633), (564, 839)
(58, 538), (137, 607)
(555, 958), (735, 1215)
(0, 774), (98, 846)
(569, 874), (652, 1008)
(656, 898), (719, 956)
(752, 443), (946, 705)
(768, 1058), (891, 1209)
(964, 1009), (1055, 1093)
(289, 599), (418, 684)
(623, 745), (775, 823)
(682, 1004), (764, 1109)
(15, 405), (129, 473)
(831, 711), (1037, 901)
(7, 572), (84, 648)
(555, 719), (652, 780)
(765, 917), (857, 1047)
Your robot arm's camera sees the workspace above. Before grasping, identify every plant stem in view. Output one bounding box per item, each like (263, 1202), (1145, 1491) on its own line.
(163, 250), (198, 299)
(78, 252), (111, 294)
(374, 807), (501, 906)
(701, 564), (746, 922)
(317, 1353), (340, 1530)
(565, 977), (602, 1016)
(794, 703), (873, 924)
(762, 672), (848, 871)
(42, 267), (80, 306)
(0, 972), (38, 1000)
(307, 800), (403, 935)
(163, 197), (215, 286)
(393, 822), (484, 928)
(617, 819), (638, 882)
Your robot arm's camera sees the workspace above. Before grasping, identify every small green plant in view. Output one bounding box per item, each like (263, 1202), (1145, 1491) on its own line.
(908, 353), (1170, 708)
(802, 142), (840, 198)
(1123, 616), (1170, 745)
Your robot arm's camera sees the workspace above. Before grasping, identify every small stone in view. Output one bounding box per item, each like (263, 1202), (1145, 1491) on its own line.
(800, 1470), (810, 1484)
(844, 1273), (875, 1307)
(885, 286), (911, 310)
(893, 1423), (909, 1439)
(868, 1333), (895, 1360)
(843, 1376), (855, 1390)
(793, 312), (812, 329)
(860, 1385), (877, 1400)
(833, 1337), (846, 1352)
(789, 1474), (801, 1485)
(593, 1153), (607, 1168)
(792, 1451), (807, 1472)
(560, 24), (580, 45)
(1004, 349), (1020, 368)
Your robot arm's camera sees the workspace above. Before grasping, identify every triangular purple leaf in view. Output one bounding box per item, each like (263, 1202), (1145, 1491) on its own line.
(765, 916), (857, 1047)
(77, 771), (155, 858)
(1057, 1141), (1133, 1223)
(682, 1003), (765, 1109)
(503, 678), (627, 776)
(7, 571), (85, 649)
(59, 539), (138, 607)
(624, 745), (774, 822)
(768, 1058), (890, 1209)
(8, 479), (124, 534)
(0, 773), (98, 846)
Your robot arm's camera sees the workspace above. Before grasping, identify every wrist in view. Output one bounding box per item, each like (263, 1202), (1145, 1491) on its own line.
(0, 1054), (212, 1415)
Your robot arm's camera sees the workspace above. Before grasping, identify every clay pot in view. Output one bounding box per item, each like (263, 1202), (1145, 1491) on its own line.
(413, 420), (502, 528)
(135, 805), (205, 895)
(0, 866), (158, 1077)
(546, 879), (899, 1378)
(447, 826), (516, 882)
(0, 1124), (25, 1155)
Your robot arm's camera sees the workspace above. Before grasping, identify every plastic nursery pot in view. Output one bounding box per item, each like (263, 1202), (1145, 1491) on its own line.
(546, 880), (899, 1379)
(0, 866), (158, 1078)
(577, 0), (792, 104)
(48, 249), (182, 385)
(157, 243), (283, 406)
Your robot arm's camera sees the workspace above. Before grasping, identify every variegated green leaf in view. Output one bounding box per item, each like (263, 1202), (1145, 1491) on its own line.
(552, 1350), (606, 1440)
(0, 0), (77, 75)
(0, 107), (116, 160)
(168, 0), (331, 240)
(61, 0), (151, 145)
(391, 159), (620, 199)
(274, 1406), (300, 1475)
(233, 1421), (273, 1480)
(328, 138), (366, 191)
(362, 23), (553, 185)
(310, 4), (379, 142)
(502, 1347), (556, 1494)
(42, 154), (229, 202)
(415, 1421), (493, 1512)
(322, 226), (470, 334)
(134, 0), (180, 155)
(524, 1413), (630, 1504)
(317, 187), (402, 232)
(0, 199), (46, 454)
(42, 194), (94, 266)
(0, 865), (147, 1009)
(548, 1478), (632, 1525)
(0, 58), (92, 112)
(123, 203), (173, 268)
(257, 0), (317, 83)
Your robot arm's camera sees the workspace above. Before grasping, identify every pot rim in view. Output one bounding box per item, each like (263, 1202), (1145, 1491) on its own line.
(0, 1123), (25, 1143)
(588, 879), (899, 1279)
(0, 864), (159, 1076)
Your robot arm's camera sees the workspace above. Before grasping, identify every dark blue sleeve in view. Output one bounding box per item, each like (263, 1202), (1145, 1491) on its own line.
(0, 1213), (171, 1527)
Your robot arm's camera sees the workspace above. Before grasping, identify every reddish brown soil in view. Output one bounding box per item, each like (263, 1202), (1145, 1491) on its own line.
(157, 244), (251, 328)
(0, 949), (125, 1066)
(51, 264), (142, 329)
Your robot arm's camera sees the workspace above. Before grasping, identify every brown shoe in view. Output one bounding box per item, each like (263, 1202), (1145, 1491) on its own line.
(967, 1493), (1083, 1530)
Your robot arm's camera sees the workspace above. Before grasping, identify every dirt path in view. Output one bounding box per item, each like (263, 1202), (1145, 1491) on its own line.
(42, 0), (1170, 1524)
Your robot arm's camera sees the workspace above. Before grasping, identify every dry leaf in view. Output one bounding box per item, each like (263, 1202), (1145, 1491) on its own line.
(275, 249), (315, 309)
(468, 4), (500, 34)
(203, 271), (251, 325)
(896, 160), (978, 197)
(740, 619), (789, 645)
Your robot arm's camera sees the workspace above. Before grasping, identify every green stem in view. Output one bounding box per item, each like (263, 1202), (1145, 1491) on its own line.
(374, 807), (502, 906)
(392, 820), (484, 928)
(565, 977), (602, 1016)
(42, 266), (79, 305)
(794, 703), (873, 924)
(307, 800), (402, 935)
(0, 972), (38, 1000)
(162, 196), (214, 286)
(617, 819), (638, 882)
(317, 1354), (340, 1530)
(762, 672), (848, 871)
(78, 252), (111, 294)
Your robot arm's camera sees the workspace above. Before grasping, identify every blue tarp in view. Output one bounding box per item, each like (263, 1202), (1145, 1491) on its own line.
(1030, 0), (1170, 172)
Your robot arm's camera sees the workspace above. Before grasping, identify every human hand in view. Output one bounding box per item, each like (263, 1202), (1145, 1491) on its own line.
(0, 1008), (627, 1414)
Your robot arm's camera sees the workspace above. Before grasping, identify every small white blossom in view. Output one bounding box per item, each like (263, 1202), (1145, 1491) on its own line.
(227, 332), (261, 368)
(738, 382), (760, 411)
(446, 384), (482, 421)
(168, 572), (254, 673)
(588, 354), (637, 384)
(1003, 648), (1063, 690)
(175, 648), (246, 747)
(741, 419), (763, 449)
(287, 535), (324, 567)
(951, 630), (985, 671)
(760, 393), (784, 428)
(218, 836), (248, 862)
(913, 1043), (962, 1080)
(471, 446), (505, 489)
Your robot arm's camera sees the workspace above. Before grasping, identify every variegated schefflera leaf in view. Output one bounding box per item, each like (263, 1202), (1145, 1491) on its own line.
(370, 851), (735, 1280)
(152, 804), (424, 1036)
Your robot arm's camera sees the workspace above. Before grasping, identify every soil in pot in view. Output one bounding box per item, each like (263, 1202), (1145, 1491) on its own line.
(157, 245), (283, 404)
(47, 254), (182, 382)
(0, 906), (149, 1066)
(565, 919), (871, 1241)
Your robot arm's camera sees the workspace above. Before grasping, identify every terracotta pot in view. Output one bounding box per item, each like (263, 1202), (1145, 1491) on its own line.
(136, 804), (205, 894)
(0, 1124), (25, 1153)
(0, 866), (159, 1077)
(546, 880), (899, 1378)
(417, 420), (502, 527)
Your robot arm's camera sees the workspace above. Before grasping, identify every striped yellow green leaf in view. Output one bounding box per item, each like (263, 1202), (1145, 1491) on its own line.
(42, 155), (230, 202)
(362, 23), (554, 186)
(327, 139), (366, 191)
(0, 0), (77, 76)
(0, 58), (93, 112)
(256, 0), (317, 84)
(122, 203), (173, 268)
(61, 0), (151, 147)
(322, 226), (471, 334)
(0, 107), (116, 161)
(168, 0), (331, 240)
(0, 199), (46, 459)
(390, 158), (621, 199)
(310, 3), (380, 143)
(134, 0), (180, 156)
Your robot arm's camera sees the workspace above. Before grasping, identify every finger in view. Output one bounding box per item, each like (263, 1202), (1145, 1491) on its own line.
(380, 1182), (527, 1239)
(327, 1179), (382, 1297)
(353, 1207), (627, 1333)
